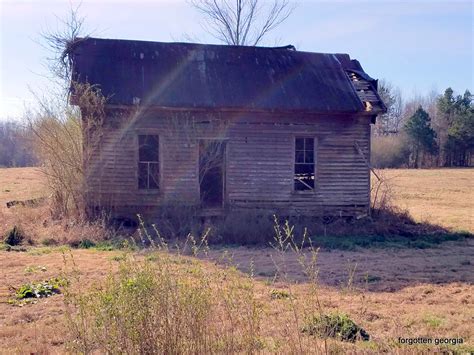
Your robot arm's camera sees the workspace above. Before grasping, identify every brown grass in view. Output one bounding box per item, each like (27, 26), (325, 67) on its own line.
(373, 168), (473, 232)
(0, 167), (473, 353)
(0, 167), (45, 205)
(208, 238), (474, 292)
(0, 248), (472, 353)
(0, 168), (109, 246)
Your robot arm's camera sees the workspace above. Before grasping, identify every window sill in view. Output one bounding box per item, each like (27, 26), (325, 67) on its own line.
(292, 190), (317, 195)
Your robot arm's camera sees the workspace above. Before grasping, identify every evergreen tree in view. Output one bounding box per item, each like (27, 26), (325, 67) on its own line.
(404, 106), (437, 168)
(437, 88), (473, 166)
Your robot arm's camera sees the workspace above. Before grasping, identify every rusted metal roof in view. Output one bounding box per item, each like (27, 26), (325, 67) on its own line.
(70, 37), (385, 114)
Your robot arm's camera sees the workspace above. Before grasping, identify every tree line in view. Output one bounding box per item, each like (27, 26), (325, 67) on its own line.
(0, 121), (36, 167)
(1, 84), (472, 170)
(372, 84), (473, 168)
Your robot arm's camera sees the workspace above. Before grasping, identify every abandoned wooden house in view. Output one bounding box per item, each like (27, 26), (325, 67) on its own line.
(70, 37), (386, 219)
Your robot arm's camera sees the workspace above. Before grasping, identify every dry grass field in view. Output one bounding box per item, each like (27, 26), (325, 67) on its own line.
(0, 167), (473, 353)
(377, 168), (473, 232)
(0, 248), (473, 353)
(0, 167), (45, 206)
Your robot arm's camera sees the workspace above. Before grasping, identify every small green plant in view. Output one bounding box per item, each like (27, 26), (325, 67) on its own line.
(78, 239), (96, 249)
(145, 253), (159, 262)
(9, 277), (67, 305)
(302, 313), (370, 342)
(94, 241), (116, 251)
(423, 314), (443, 328)
(3, 226), (26, 246)
(270, 289), (290, 300)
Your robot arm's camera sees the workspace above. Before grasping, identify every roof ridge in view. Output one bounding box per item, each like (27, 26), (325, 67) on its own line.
(77, 36), (350, 57)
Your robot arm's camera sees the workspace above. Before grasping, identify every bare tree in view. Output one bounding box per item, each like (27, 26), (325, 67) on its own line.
(26, 6), (107, 218)
(376, 80), (403, 135)
(189, 0), (295, 45)
(40, 4), (89, 88)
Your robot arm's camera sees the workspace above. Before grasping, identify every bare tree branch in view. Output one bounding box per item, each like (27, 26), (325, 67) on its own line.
(189, 0), (295, 46)
(40, 3), (90, 89)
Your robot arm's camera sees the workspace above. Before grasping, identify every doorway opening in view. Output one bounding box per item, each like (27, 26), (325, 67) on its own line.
(199, 140), (226, 208)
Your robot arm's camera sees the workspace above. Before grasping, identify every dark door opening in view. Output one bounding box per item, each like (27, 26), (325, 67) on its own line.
(199, 140), (226, 208)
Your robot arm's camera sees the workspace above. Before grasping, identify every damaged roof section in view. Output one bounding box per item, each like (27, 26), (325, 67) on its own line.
(70, 37), (386, 114)
(346, 70), (386, 113)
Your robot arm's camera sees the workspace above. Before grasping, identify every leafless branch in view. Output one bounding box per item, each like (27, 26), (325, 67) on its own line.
(40, 3), (90, 87)
(189, 0), (295, 45)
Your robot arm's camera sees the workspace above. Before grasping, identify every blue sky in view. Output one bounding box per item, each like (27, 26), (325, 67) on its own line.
(0, 0), (472, 119)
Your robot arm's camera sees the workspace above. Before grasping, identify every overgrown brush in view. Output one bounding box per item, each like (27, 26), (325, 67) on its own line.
(27, 82), (106, 219)
(62, 225), (262, 354)
(302, 313), (370, 342)
(59, 215), (384, 353)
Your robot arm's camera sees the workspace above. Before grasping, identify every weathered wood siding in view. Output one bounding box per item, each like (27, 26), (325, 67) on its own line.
(85, 109), (371, 217)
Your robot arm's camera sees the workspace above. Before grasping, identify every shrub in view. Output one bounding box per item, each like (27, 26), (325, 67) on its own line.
(3, 226), (26, 246)
(77, 239), (96, 249)
(28, 83), (106, 219)
(302, 313), (370, 342)
(63, 254), (262, 353)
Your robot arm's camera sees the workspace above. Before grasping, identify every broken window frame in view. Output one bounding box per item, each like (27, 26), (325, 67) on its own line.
(294, 136), (316, 192)
(138, 134), (160, 190)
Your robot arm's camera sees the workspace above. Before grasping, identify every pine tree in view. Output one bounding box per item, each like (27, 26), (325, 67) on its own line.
(404, 106), (437, 168)
(437, 88), (473, 166)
